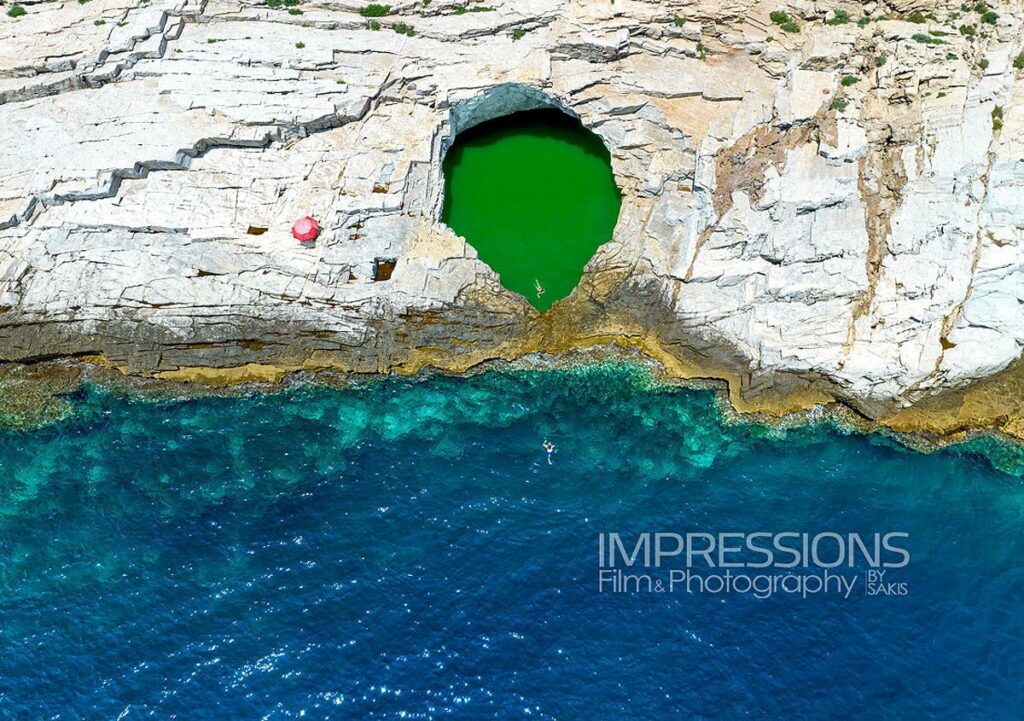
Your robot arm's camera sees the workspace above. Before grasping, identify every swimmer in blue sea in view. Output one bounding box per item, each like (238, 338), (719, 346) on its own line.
(543, 439), (556, 464)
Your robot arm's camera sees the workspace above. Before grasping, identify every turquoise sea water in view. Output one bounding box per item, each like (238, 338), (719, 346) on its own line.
(1, 364), (1022, 719)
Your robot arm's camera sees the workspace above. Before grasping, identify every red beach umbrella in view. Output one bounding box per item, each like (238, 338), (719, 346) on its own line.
(291, 216), (320, 242)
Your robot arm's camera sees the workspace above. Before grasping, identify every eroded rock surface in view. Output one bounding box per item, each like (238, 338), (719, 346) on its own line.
(0, 0), (1022, 423)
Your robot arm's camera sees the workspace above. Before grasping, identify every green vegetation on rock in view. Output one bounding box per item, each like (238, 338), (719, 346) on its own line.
(769, 10), (799, 33)
(826, 9), (850, 25)
(360, 3), (391, 17)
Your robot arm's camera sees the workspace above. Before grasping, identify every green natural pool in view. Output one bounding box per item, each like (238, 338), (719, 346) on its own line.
(442, 109), (622, 312)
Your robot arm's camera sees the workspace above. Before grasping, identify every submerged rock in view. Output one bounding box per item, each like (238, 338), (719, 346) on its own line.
(0, 0), (1021, 433)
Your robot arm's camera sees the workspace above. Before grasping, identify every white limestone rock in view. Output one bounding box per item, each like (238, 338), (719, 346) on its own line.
(0, 0), (1022, 416)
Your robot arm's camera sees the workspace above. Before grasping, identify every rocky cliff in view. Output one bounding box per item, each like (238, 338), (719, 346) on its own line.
(1, 0), (1022, 434)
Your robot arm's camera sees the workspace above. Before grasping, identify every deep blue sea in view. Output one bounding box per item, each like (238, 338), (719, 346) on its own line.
(1, 364), (1022, 720)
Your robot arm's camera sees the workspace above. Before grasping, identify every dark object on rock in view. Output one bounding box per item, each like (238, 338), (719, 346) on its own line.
(373, 258), (396, 281)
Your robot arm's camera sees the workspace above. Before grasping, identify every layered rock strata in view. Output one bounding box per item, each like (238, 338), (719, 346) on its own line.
(1, 0), (1022, 433)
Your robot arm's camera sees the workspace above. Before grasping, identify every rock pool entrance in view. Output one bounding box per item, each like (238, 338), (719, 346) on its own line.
(441, 109), (621, 312)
